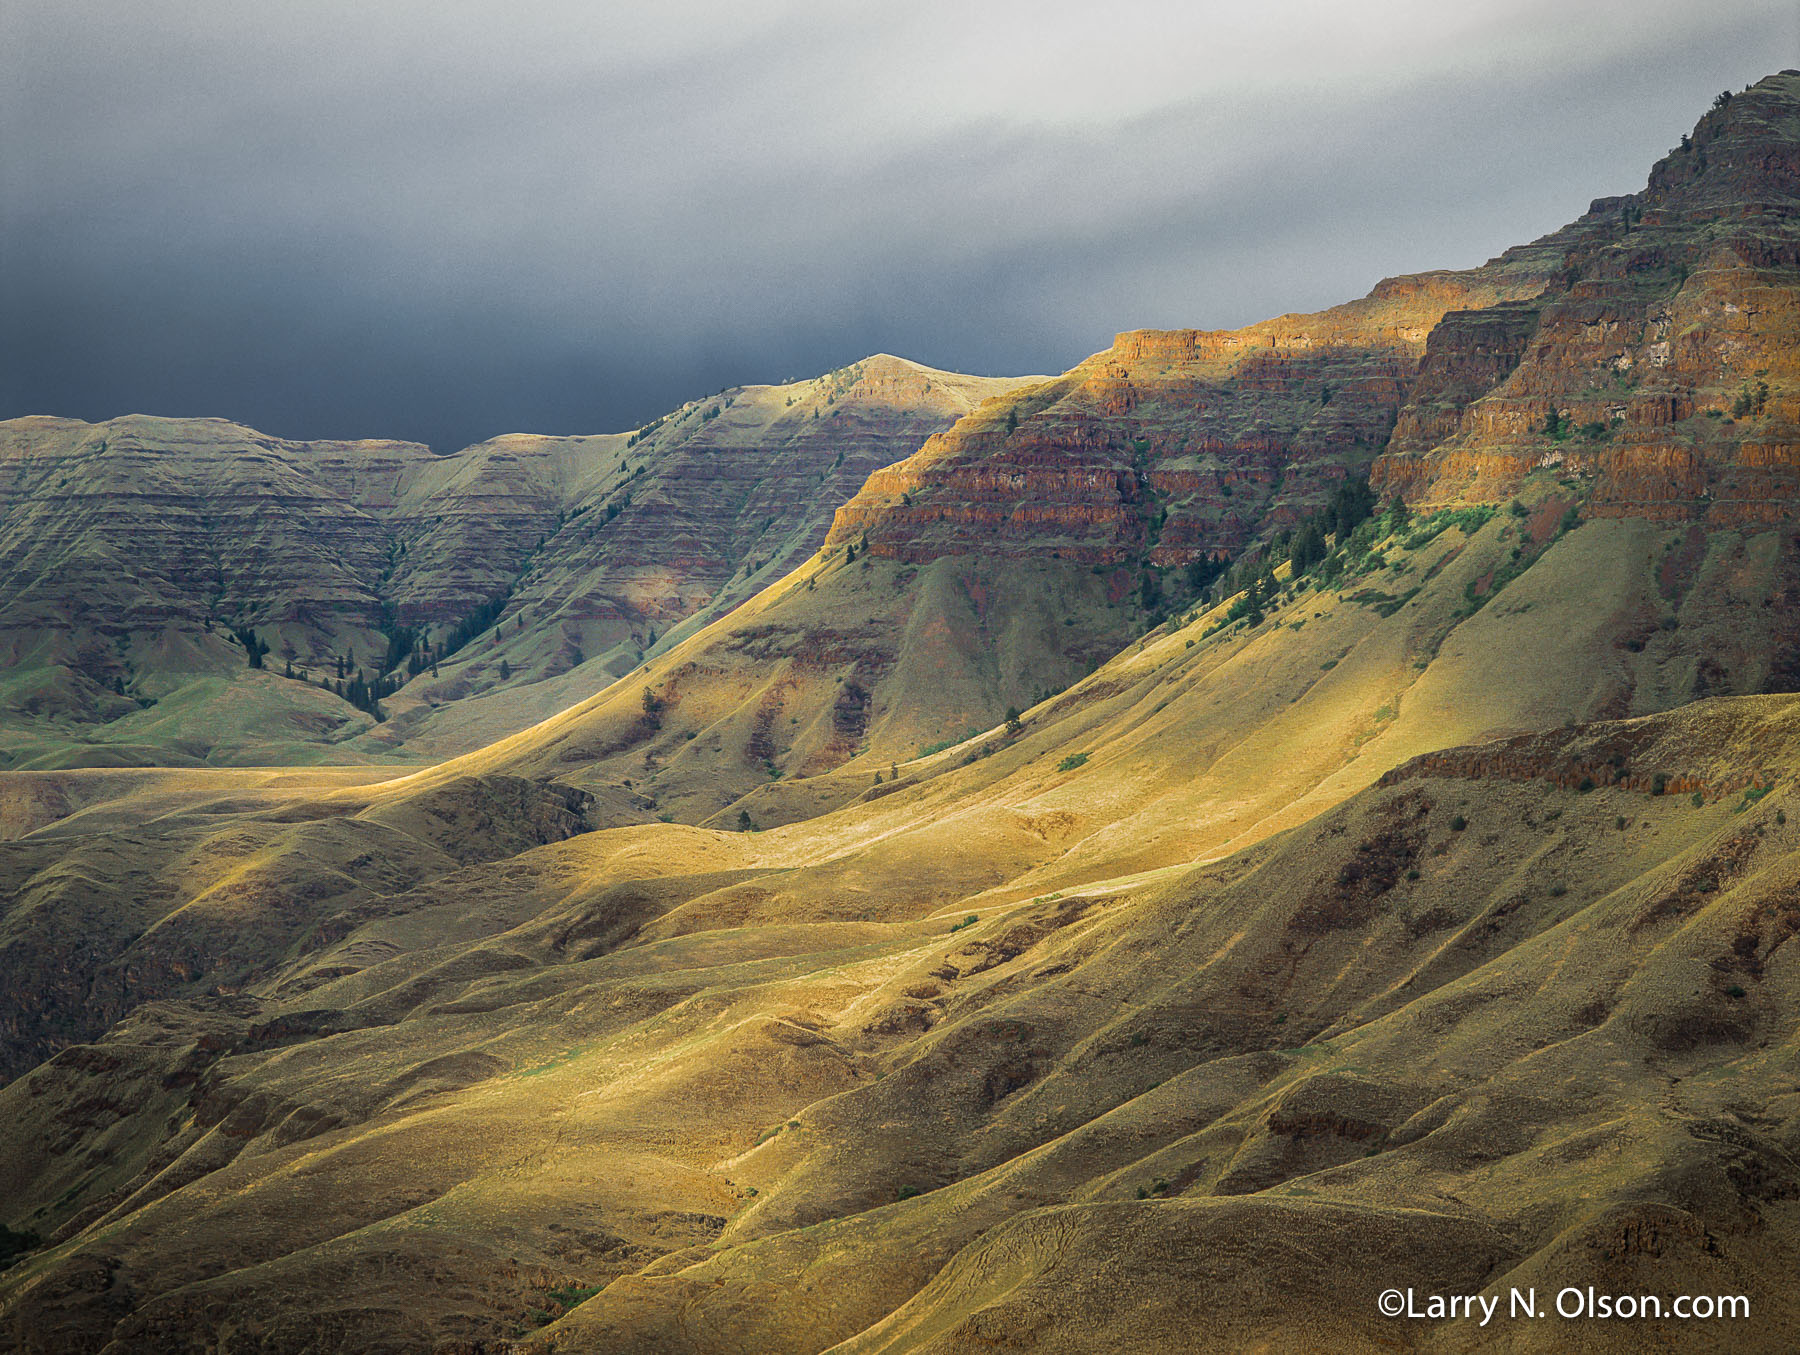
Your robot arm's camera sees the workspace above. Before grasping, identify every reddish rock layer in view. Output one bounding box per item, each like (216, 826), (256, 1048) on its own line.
(1373, 73), (1800, 521)
(827, 270), (1562, 569)
(822, 75), (1800, 580)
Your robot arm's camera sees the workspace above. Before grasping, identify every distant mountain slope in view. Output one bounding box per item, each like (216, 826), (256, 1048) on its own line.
(364, 357), (1036, 757)
(0, 357), (1029, 768)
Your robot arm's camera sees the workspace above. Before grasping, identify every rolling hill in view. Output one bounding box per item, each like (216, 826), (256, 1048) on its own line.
(1, 70), (1798, 1355)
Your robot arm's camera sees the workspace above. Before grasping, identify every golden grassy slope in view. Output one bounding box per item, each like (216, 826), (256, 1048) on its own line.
(3, 695), (1795, 1353)
(2, 508), (1798, 1352)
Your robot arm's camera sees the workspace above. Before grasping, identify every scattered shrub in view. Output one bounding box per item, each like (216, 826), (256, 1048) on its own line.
(0, 1225), (40, 1265)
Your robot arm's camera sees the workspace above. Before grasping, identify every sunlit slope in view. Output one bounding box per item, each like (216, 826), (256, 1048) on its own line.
(551, 698), (1800, 1355)
(0, 767), (618, 1086)
(440, 471), (1797, 853)
(3, 481), (1789, 1150)
(2, 689), (1796, 1352)
(423, 539), (1139, 820)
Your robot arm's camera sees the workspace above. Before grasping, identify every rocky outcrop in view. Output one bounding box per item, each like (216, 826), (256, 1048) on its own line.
(826, 264), (1564, 572)
(821, 76), (1799, 586)
(1373, 73), (1800, 518)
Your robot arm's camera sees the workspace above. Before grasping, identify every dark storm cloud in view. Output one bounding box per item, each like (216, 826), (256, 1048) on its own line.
(3, 1), (1795, 451)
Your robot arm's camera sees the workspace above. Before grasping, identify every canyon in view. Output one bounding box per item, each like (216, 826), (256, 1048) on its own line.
(0, 71), (1798, 1355)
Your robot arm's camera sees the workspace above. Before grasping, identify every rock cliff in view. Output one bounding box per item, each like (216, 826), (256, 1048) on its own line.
(1372, 72), (1800, 521)
(825, 270), (1569, 571)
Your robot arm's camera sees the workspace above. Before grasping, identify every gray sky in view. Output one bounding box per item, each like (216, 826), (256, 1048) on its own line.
(3, 1), (1795, 451)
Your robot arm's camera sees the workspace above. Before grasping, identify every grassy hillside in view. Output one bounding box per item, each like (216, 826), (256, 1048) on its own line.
(4, 71), (1800, 1355)
(3, 502), (1799, 1351)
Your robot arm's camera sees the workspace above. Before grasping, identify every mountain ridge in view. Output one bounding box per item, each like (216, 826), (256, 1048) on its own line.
(3, 72), (1800, 1355)
(0, 357), (1035, 770)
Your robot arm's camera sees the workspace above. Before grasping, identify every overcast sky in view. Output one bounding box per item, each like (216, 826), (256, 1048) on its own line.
(3, 1), (1794, 452)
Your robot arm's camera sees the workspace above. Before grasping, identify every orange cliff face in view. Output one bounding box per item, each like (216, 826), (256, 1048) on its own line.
(824, 74), (1800, 579)
(1373, 72), (1800, 524)
(825, 262), (1567, 574)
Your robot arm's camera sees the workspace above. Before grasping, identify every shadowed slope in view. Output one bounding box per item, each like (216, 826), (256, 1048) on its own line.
(0, 358), (1026, 770)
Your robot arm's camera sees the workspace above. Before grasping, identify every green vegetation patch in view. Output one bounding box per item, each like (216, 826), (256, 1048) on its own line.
(1056, 752), (1089, 772)
(1735, 785), (1772, 812)
(1400, 504), (1495, 550)
(1344, 587), (1420, 618)
(919, 728), (984, 757)
(519, 1044), (592, 1078)
(521, 1283), (604, 1333)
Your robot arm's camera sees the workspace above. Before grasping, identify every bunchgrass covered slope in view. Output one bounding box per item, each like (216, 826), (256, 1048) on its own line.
(4, 72), (1800, 1355)
(3, 500), (1799, 1351)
